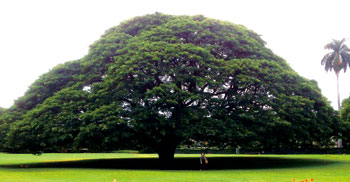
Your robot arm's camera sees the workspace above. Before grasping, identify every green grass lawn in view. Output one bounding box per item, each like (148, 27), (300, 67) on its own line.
(1, 153), (350, 182)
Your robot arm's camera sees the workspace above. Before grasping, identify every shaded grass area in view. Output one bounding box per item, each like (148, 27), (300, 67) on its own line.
(0, 156), (334, 170)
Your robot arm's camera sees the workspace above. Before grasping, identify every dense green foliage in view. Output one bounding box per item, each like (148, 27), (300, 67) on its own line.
(340, 97), (350, 147)
(341, 98), (350, 122)
(0, 108), (21, 152)
(0, 13), (339, 162)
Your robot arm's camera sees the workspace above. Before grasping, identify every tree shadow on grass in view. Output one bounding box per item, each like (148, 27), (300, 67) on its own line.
(0, 157), (335, 170)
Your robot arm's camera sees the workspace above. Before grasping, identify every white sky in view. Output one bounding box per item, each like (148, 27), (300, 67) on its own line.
(1, 0), (350, 109)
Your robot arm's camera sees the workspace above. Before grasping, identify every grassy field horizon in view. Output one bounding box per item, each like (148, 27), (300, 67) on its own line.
(0, 153), (349, 182)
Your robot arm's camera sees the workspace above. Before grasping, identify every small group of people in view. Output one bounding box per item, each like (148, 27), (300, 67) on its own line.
(199, 152), (208, 170)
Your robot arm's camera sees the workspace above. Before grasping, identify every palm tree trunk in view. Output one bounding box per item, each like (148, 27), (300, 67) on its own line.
(336, 72), (341, 110)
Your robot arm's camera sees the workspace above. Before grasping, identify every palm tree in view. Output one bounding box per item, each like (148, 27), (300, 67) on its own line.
(321, 38), (350, 110)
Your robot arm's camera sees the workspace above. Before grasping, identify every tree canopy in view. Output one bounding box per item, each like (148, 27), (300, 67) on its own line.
(1, 13), (338, 166)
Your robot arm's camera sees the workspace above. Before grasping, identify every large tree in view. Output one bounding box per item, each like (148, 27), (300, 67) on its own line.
(4, 13), (338, 167)
(321, 39), (350, 110)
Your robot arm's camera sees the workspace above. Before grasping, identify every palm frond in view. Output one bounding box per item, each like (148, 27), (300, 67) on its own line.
(322, 38), (350, 73)
(324, 42), (335, 50)
(321, 52), (336, 72)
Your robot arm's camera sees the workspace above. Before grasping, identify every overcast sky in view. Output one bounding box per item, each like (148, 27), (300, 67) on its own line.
(1, 0), (350, 109)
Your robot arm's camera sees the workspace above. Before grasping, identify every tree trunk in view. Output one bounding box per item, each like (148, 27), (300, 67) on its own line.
(157, 142), (177, 169)
(336, 72), (341, 110)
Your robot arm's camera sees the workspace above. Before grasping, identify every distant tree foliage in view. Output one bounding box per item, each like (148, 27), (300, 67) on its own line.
(0, 108), (5, 116)
(1, 13), (338, 166)
(340, 97), (350, 147)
